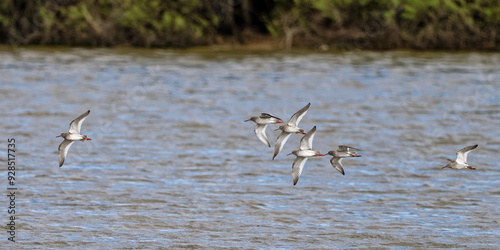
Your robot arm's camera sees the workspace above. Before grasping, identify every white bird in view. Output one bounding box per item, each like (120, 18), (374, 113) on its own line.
(245, 113), (283, 147)
(273, 103), (310, 160)
(442, 144), (478, 170)
(287, 126), (324, 185)
(57, 110), (91, 167)
(326, 145), (362, 175)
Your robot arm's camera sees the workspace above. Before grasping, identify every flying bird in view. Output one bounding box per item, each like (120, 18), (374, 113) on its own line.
(245, 113), (283, 147)
(442, 144), (478, 170)
(326, 145), (362, 175)
(288, 126), (324, 185)
(273, 103), (311, 160)
(57, 110), (92, 167)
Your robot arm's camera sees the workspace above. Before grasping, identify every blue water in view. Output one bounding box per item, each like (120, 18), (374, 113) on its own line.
(1, 47), (499, 248)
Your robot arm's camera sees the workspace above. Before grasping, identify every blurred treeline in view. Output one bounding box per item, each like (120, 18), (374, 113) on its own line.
(1, 0), (499, 50)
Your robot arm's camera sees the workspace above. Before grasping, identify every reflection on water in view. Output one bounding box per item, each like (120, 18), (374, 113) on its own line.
(1, 47), (499, 248)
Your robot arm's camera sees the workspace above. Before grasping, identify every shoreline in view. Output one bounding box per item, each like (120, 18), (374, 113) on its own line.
(2, 42), (499, 54)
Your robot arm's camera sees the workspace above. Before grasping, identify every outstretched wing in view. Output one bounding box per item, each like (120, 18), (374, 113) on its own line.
(58, 140), (75, 167)
(273, 132), (291, 160)
(292, 157), (308, 185)
(338, 145), (362, 152)
(330, 157), (345, 175)
(288, 103), (310, 126)
(69, 110), (90, 134)
(260, 113), (282, 121)
(456, 144), (478, 164)
(254, 124), (270, 147)
(299, 126), (316, 151)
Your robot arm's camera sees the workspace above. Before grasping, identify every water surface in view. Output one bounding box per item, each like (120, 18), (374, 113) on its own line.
(1, 47), (499, 248)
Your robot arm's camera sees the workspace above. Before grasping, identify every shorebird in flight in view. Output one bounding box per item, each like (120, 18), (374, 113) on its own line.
(245, 113), (283, 147)
(326, 145), (362, 175)
(442, 144), (478, 170)
(57, 110), (91, 167)
(273, 103), (310, 160)
(288, 126), (324, 185)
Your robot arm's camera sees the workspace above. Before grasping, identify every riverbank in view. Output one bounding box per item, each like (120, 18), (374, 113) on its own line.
(1, 0), (499, 51)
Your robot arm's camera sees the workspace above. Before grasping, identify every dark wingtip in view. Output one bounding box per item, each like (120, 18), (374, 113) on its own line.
(303, 103), (311, 110)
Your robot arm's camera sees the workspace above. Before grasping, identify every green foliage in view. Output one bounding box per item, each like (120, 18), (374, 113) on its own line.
(266, 0), (500, 50)
(117, 0), (217, 46)
(0, 1), (11, 28)
(0, 0), (499, 49)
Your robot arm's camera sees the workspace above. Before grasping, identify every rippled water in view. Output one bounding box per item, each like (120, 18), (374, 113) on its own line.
(1, 47), (499, 248)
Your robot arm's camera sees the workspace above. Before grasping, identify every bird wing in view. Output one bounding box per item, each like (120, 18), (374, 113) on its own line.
(254, 124), (270, 147)
(58, 140), (75, 167)
(292, 156), (308, 185)
(456, 144), (478, 164)
(288, 103), (310, 126)
(69, 110), (90, 134)
(299, 126), (316, 150)
(273, 131), (291, 160)
(338, 145), (362, 152)
(330, 157), (345, 175)
(260, 113), (282, 121)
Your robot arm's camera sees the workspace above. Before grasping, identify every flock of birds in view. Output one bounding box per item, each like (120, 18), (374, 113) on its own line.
(245, 103), (362, 185)
(56, 107), (479, 185)
(244, 103), (480, 185)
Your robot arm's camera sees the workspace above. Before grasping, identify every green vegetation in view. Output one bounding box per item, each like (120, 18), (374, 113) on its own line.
(1, 0), (499, 50)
